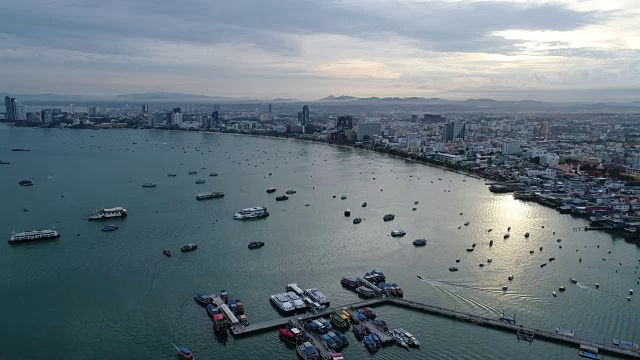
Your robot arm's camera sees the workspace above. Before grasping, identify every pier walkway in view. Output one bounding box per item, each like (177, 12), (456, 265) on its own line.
(344, 308), (393, 344)
(229, 297), (386, 336)
(386, 297), (640, 358)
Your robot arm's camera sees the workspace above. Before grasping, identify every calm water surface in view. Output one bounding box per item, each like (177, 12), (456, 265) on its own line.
(1, 125), (638, 359)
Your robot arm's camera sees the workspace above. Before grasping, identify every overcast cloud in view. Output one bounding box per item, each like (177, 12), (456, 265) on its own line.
(0, 0), (638, 100)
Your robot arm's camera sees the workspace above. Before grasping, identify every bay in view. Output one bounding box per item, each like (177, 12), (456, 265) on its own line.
(0, 124), (638, 359)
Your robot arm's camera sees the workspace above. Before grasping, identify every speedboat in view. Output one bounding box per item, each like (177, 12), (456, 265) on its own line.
(19, 180), (34, 186)
(559, 286), (566, 292)
(383, 213), (395, 221)
(353, 217), (362, 224)
(178, 346), (194, 360)
(412, 207), (417, 211)
(390, 329), (409, 349)
(248, 241), (265, 249)
(504, 234), (510, 239)
(285, 190), (296, 194)
(502, 286), (508, 291)
(570, 278), (577, 284)
(210, 173), (218, 176)
(180, 243), (197, 252)
(101, 225), (118, 232)
(266, 187), (277, 193)
(391, 229), (406, 237)
(361, 202), (367, 207)
(466, 248), (474, 252)
(167, 173), (177, 177)
(487, 258), (493, 263)
(141, 183), (156, 188)
(163, 249), (171, 257)
(553, 291), (557, 297)
(414, 201), (419, 205)
(464, 221), (470, 226)
(188, 171), (197, 175)
(449, 267), (458, 272)
(276, 195), (289, 201)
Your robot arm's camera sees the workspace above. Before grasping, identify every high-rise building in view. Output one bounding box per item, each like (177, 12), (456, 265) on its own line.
(443, 122), (466, 142)
(202, 116), (211, 130)
(406, 133), (421, 148)
(171, 107), (182, 125)
(423, 114), (446, 123)
(337, 116), (353, 131)
(4, 96), (18, 121)
(411, 115), (418, 121)
(212, 111), (219, 123)
(17, 105), (26, 121)
(535, 122), (550, 138)
(268, 104), (272, 115)
(69, 104), (75, 114)
(41, 110), (52, 123)
(142, 104), (149, 113)
(356, 121), (382, 141)
(88, 106), (98, 117)
(302, 105), (309, 133)
(502, 140), (523, 155)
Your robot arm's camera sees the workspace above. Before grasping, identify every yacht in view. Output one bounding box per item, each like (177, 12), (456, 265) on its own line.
(196, 192), (224, 200)
(266, 187), (277, 193)
(270, 293), (295, 314)
(89, 207), (127, 220)
(413, 239), (427, 246)
(9, 228), (60, 243)
(391, 229), (406, 237)
(305, 288), (330, 307)
(276, 195), (289, 201)
(383, 214), (395, 221)
(233, 207), (269, 220)
(180, 243), (197, 252)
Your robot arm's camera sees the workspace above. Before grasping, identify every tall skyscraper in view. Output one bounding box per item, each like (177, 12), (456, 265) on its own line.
(142, 104), (149, 113)
(171, 107), (182, 125)
(337, 116), (353, 131)
(302, 105), (309, 134)
(268, 104), (272, 115)
(17, 105), (26, 121)
(88, 106), (98, 117)
(69, 104), (75, 115)
(212, 111), (219, 123)
(443, 122), (466, 142)
(4, 96), (18, 121)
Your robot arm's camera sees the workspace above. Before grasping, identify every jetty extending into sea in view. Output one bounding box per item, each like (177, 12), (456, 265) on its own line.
(227, 295), (640, 359)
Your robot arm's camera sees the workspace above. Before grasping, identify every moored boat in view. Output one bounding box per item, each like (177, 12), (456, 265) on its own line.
(355, 286), (375, 298)
(88, 207), (127, 220)
(233, 206), (269, 220)
(276, 195), (289, 201)
(180, 243), (197, 252)
(330, 311), (348, 329)
(363, 335), (378, 352)
(341, 277), (362, 289)
(213, 313), (227, 335)
(194, 293), (211, 305)
(236, 300), (245, 314)
(352, 324), (367, 340)
(206, 303), (218, 317)
(9, 227), (60, 243)
(142, 182), (156, 188)
(196, 191), (224, 200)
(240, 314), (249, 326)
(248, 241), (265, 249)
(266, 187), (277, 193)
(391, 229), (406, 237)
(413, 239), (427, 246)
(390, 329), (409, 348)
(220, 290), (228, 303)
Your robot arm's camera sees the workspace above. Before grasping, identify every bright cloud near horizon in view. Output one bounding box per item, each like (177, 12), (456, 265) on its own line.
(0, 0), (639, 101)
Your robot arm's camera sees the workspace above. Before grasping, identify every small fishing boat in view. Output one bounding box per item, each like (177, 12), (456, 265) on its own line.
(383, 214), (395, 221)
(167, 173), (177, 177)
(504, 234), (510, 239)
(276, 195), (289, 201)
(18, 180), (34, 186)
(502, 286), (508, 291)
(412, 207), (417, 211)
(570, 278), (577, 284)
(524, 232), (530, 238)
(194, 294), (211, 305)
(101, 225), (118, 232)
(195, 179), (205, 184)
(489, 240), (493, 246)
(466, 248), (474, 252)
(414, 201), (419, 205)
(163, 249), (171, 257)
(508, 275), (514, 280)
(180, 243), (197, 252)
(549, 257), (556, 262)
(559, 286), (566, 292)
(487, 258), (493, 263)
(361, 202), (367, 207)
(142, 182), (156, 188)
(479, 263), (484, 267)
(266, 187), (277, 193)
(340, 195), (347, 200)
(220, 290), (228, 303)
(413, 239), (427, 246)
(0, 160), (10, 165)
(210, 173), (218, 177)
(464, 221), (470, 226)
(353, 217), (362, 224)
(248, 241), (265, 249)
(553, 291), (557, 297)
(344, 209), (351, 217)
(178, 346), (194, 360)
(188, 171), (197, 175)
(530, 250), (535, 254)
(455, 259), (460, 263)
(352, 324), (367, 340)
(285, 190), (296, 194)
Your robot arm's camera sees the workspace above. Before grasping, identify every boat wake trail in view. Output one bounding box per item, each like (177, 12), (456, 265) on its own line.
(419, 277), (502, 315)
(170, 342), (179, 351)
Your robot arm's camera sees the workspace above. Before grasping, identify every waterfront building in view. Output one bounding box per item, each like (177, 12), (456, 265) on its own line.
(443, 122), (465, 142)
(69, 104), (75, 115)
(88, 106), (98, 117)
(356, 121), (382, 141)
(4, 96), (18, 121)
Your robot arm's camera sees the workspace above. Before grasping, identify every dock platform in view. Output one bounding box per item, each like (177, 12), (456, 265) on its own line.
(345, 308), (393, 345)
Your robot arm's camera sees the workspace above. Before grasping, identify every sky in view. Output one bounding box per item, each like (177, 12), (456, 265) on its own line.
(1, 0), (639, 101)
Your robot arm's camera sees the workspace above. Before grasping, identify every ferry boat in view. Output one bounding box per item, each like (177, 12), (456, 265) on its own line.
(391, 229), (406, 237)
(9, 228), (60, 243)
(285, 292), (307, 311)
(341, 277), (362, 289)
(383, 213), (395, 221)
(233, 207), (269, 220)
(266, 187), (277, 193)
(196, 192), (224, 200)
(100, 225), (118, 232)
(413, 239), (427, 246)
(88, 207), (127, 220)
(195, 179), (205, 184)
(18, 179), (34, 186)
(286, 190), (296, 194)
(297, 341), (320, 360)
(180, 243), (197, 252)
(141, 182), (156, 188)
(248, 241), (265, 249)
(270, 293), (296, 314)
(353, 217), (362, 224)
(178, 346), (194, 360)
(276, 195), (289, 201)
(305, 288), (330, 307)
(344, 209), (351, 217)
(612, 339), (638, 350)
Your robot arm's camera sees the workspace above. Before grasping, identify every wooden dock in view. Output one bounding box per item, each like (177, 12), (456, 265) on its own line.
(229, 297), (387, 336)
(386, 297), (640, 358)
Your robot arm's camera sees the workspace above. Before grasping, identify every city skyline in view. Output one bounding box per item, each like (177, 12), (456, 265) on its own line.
(0, 0), (639, 101)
